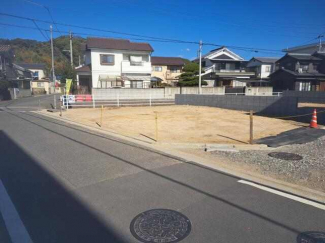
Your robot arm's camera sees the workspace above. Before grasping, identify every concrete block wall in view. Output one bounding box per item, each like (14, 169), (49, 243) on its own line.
(175, 94), (298, 116)
(283, 91), (325, 103)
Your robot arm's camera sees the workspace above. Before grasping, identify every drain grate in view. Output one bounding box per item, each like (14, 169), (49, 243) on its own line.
(268, 152), (303, 161)
(130, 209), (191, 243)
(297, 231), (325, 243)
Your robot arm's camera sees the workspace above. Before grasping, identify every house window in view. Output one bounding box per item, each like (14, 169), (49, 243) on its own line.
(153, 66), (162, 72)
(37, 82), (44, 87)
(130, 81), (143, 88)
(100, 54), (115, 65)
(265, 66), (271, 72)
(169, 66), (179, 73)
(130, 56), (143, 66)
(100, 80), (123, 88)
(299, 82), (311, 91)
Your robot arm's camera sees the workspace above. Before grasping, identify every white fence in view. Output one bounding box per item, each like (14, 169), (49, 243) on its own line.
(61, 94), (174, 109)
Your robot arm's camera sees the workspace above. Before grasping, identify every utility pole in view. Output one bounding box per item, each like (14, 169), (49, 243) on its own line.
(318, 35), (324, 52)
(69, 31), (73, 67)
(50, 25), (56, 85)
(198, 40), (203, 94)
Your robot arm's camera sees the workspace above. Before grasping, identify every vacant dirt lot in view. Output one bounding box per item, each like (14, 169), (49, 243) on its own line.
(58, 106), (305, 144)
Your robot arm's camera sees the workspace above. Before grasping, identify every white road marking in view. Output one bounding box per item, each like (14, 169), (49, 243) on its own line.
(0, 180), (33, 243)
(238, 180), (325, 211)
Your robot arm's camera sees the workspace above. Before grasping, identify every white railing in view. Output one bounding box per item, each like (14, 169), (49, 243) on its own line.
(60, 94), (174, 109)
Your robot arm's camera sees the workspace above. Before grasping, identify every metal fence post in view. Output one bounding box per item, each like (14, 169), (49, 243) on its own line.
(150, 93), (152, 107)
(117, 93), (120, 107)
(54, 95), (57, 109)
(92, 95), (95, 108)
(66, 96), (69, 110)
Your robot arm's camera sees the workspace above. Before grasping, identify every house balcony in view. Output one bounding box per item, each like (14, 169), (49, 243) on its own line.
(121, 61), (151, 74)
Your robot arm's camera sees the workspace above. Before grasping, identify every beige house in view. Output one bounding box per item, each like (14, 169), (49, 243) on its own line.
(31, 80), (51, 94)
(18, 63), (46, 80)
(151, 57), (185, 85)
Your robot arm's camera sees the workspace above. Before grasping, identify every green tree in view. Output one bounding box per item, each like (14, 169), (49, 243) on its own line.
(59, 64), (76, 83)
(177, 62), (207, 87)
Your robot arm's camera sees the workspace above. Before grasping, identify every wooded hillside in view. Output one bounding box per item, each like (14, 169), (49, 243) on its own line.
(0, 36), (86, 76)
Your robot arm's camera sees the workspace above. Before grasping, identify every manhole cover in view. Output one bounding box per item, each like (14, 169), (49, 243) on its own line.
(130, 209), (191, 243)
(297, 231), (325, 243)
(268, 152), (303, 161)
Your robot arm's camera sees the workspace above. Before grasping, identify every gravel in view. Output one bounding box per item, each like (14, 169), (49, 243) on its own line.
(211, 136), (325, 192)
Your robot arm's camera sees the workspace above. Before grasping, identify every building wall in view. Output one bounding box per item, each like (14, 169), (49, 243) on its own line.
(260, 64), (272, 78)
(29, 69), (46, 79)
(152, 65), (168, 83)
(151, 65), (183, 84)
(32, 81), (50, 93)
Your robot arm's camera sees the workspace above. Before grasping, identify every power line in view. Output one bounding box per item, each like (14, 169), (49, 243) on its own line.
(0, 21), (284, 55)
(22, 0), (63, 35)
(0, 13), (286, 54)
(0, 12), (198, 44)
(32, 20), (49, 41)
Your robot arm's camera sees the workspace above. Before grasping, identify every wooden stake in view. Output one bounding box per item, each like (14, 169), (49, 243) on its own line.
(155, 112), (158, 142)
(249, 110), (253, 144)
(100, 105), (103, 127)
(60, 100), (62, 117)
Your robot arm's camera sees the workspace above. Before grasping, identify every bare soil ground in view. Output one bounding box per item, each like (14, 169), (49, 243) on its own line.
(57, 106), (305, 144)
(298, 102), (325, 108)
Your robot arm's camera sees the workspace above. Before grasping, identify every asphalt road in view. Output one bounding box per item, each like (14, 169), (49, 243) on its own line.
(0, 96), (324, 243)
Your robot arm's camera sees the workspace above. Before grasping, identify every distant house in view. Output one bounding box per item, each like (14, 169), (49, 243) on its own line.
(18, 63), (46, 80)
(76, 37), (154, 93)
(0, 45), (33, 98)
(151, 57), (185, 86)
(246, 57), (278, 79)
(270, 53), (325, 91)
(195, 47), (255, 87)
(283, 42), (325, 54)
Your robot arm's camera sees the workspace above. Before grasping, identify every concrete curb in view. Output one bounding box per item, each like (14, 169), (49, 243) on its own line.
(35, 110), (325, 204)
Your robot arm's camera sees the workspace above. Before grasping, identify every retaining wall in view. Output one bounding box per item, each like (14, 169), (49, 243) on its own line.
(283, 91), (325, 103)
(175, 94), (298, 116)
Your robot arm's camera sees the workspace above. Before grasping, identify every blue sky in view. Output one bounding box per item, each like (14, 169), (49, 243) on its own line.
(1, 0), (325, 60)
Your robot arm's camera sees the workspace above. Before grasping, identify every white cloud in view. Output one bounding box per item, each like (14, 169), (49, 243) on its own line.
(186, 48), (190, 52)
(178, 55), (183, 58)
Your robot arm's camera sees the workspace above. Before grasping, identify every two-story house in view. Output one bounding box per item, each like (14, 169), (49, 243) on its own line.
(151, 56), (185, 86)
(270, 53), (325, 91)
(246, 57), (278, 79)
(18, 63), (46, 80)
(0, 45), (32, 93)
(76, 38), (154, 93)
(195, 47), (255, 87)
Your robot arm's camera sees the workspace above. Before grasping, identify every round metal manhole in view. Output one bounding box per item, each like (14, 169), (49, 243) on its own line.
(268, 152), (303, 161)
(130, 209), (192, 243)
(297, 231), (325, 243)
